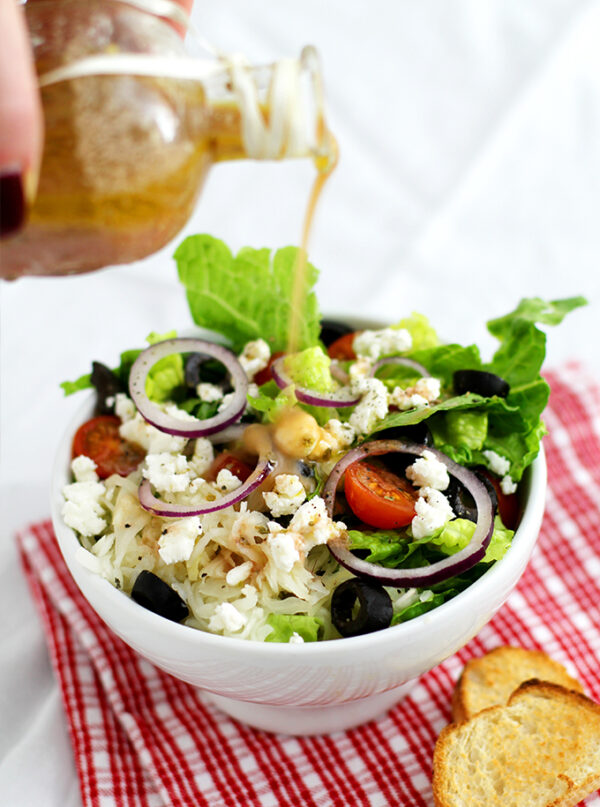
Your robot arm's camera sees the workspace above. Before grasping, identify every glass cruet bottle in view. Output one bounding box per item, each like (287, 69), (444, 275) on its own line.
(1, 0), (335, 279)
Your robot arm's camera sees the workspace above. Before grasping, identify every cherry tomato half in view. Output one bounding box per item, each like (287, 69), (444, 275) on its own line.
(478, 468), (521, 530)
(344, 460), (418, 529)
(72, 415), (145, 479)
(327, 332), (358, 361)
(254, 351), (285, 386)
(207, 451), (253, 483)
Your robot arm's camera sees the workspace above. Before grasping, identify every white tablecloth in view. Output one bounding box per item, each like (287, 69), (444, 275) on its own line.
(1, 2), (599, 804)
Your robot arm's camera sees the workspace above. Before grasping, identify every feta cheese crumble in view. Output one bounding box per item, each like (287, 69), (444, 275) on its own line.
(483, 449), (511, 477)
(238, 339), (270, 380)
(263, 474), (307, 517)
(349, 377), (389, 435)
(208, 602), (247, 633)
(353, 328), (412, 361)
(215, 468), (242, 493)
(143, 452), (191, 493)
(406, 450), (449, 491)
(62, 480), (107, 537)
(158, 517), (201, 564)
(267, 532), (301, 572)
(289, 496), (346, 549)
(411, 487), (454, 539)
(71, 455), (99, 483)
(196, 382), (224, 402)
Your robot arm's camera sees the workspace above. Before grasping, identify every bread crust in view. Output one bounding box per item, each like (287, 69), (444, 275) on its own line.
(451, 646), (583, 722)
(433, 680), (600, 807)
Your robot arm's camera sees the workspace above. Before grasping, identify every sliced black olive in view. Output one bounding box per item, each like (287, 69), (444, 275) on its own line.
(446, 470), (498, 523)
(131, 571), (189, 622)
(373, 421), (434, 447)
(320, 319), (354, 348)
(331, 578), (393, 637)
(453, 369), (510, 398)
(184, 353), (229, 389)
(91, 361), (123, 415)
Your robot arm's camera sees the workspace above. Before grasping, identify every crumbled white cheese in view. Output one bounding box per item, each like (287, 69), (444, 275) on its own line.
(411, 487), (454, 539)
(62, 480), (107, 537)
(143, 452), (191, 493)
(406, 449), (449, 491)
(323, 418), (356, 450)
(71, 455), (99, 483)
(225, 561), (253, 586)
(163, 403), (198, 423)
(289, 632), (304, 644)
(389, 376), (441, 411)
(215, 468), (242, 493)
(267, 531), (301, 572)
(119, 412), (186, 454)
(114, 393), (136, 423)
(349, 377), (389, 434)
(263, 474), (307, 517)
(289, 496), (346, 549)
(353, 328), (412, 361)
(196, 382), (224, 402)
(208, 602), (247, 633)
(500, 475), (517, 495)
(189, 438), (214, 478)
(348, 358), (372, 381)
(238, 339), (270, 380)
(158, 517), (201, 564)
(483, 449), (511, 477)
(218, 392), (234, 413)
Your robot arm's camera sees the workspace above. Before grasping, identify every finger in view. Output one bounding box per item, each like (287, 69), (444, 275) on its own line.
(0, 0), (43, 237)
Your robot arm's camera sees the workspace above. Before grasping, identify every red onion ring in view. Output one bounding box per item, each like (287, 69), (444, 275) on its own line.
(270, 357), (360, 408)
(138, 455), (276, 517)
(370, 356), (429, 378)
(324, 440), (494, 587)
(129, 338), (248, 437)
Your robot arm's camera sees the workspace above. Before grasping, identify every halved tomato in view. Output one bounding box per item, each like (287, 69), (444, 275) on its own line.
(254, 351), (285, 386)
(327, 332), (357, 361)
(344, 460), (418, 529)
(478, 468), (521, 530)
(72, 415), (145, 479)
(207, 451), (253, 483)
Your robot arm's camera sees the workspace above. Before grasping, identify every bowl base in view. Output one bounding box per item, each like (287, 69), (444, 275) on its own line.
(202, 682), (416, 736)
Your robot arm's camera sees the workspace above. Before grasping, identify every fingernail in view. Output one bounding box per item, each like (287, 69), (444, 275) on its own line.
(0, 170), (26, 237)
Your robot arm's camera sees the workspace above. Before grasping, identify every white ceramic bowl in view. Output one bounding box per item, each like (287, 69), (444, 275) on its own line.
(50, 318), (547, 735)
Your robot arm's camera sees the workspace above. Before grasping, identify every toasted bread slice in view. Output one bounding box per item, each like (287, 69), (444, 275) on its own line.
(433, 680), (600, 807)
(452, 646), (583, 722)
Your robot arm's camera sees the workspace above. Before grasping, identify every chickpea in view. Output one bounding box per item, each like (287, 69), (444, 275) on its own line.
(273, 409), (320, 458)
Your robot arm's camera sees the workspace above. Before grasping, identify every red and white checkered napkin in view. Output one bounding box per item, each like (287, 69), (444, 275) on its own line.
(17, 363), (600, 807)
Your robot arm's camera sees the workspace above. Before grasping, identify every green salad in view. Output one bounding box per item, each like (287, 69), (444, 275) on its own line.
(60, 235), (585, 641)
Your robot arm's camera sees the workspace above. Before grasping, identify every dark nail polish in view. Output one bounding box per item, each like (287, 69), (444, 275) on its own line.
(0, 171), (26, 237)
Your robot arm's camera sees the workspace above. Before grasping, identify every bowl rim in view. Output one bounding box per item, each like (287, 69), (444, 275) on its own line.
(51, 317), (548, 656)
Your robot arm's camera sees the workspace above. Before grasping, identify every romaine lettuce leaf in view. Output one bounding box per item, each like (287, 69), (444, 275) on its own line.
(174, 234), (321, 353)
(265, 614), (323, 642)
(60, 331), (184, 403)
(283, 346), (334, 392)
(394, 312), (439, 350)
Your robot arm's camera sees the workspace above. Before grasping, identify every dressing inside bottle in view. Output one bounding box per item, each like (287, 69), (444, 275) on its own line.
(1, 0), (335, 278)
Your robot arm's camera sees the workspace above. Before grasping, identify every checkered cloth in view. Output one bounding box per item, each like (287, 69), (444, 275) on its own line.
(17, 364), (600, 807)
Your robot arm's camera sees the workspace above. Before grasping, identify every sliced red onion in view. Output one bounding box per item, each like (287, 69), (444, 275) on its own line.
(324, 440), (494, 587)
(129, 338), (248, 437)
(138, 455), (276, 517)
(330, 362), (350, 386)
(370, 356), (429, 378)
(270, 356), (360, 408)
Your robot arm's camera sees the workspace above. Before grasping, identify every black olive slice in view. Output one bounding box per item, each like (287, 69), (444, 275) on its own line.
(373, 422), (434, 447)
(184, 353), (229, 389)
(91, 361), (123, 415)
(453, 370), (510, 398)
(131, 571), (189, 622)
(331, 578), (393, 637)
(446, 471), (498, 523)
(320, 319), (354, 348)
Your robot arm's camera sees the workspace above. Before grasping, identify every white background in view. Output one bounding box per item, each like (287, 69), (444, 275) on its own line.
(1, 1), (599, 804)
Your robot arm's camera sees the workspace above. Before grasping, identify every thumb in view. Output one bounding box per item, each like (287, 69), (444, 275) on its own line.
(0, 0), (43, 237)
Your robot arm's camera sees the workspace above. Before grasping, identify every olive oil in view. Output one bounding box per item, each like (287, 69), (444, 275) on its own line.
(1, 0), (334, 279)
